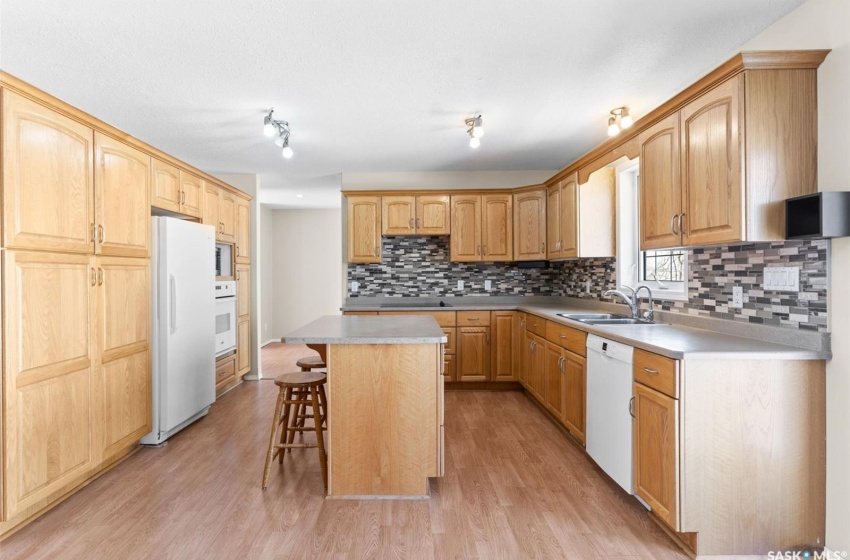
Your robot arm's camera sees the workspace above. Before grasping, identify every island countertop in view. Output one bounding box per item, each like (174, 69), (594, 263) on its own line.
(284, 315), (448, 345)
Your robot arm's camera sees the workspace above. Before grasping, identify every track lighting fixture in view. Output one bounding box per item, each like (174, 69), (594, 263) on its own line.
(465, 115), (484, 148)
(606, 107), (633, 137)
(262, 109), (293, 158)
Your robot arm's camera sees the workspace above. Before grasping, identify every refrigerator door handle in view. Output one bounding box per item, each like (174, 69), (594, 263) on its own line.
(169, 274), (177, 334)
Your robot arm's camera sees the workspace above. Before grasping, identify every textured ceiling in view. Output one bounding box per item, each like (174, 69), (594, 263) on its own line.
(1, 0), (804, 208)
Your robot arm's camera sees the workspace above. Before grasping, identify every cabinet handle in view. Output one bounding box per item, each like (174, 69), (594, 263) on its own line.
(559, 356), (565, 372)
(97, 224), (104, 244)
(97, 267), (104, 286)
(409, 218), (414, 229)
(91, 223), (96, 245)
(90, 267), (97, 286)
(642, 367), (659, 375)
(629, 396), (635, 418)
(467, 317), (480, 321)
(540, 242), (545, 253)
(416, 217), (421, 229)
(671, 214), (679, 235)
(678, 213), (685, 235)
(520, 319), (525, 328)
(483, 245), (487, 255)
(181, 191), (185, 204)
(236, 245), (240, 257)
(375, 245), (379, 256)
(559, 334), (566, 339)
(476, 245), (480, 255)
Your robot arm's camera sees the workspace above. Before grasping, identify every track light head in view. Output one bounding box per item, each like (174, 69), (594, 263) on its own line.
(465, 115), (484, 148)
(263, 109), (276, 137)
(607, 115), (620, 137)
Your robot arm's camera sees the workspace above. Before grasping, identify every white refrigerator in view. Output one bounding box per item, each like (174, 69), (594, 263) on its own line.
(142, 217), (216, 445)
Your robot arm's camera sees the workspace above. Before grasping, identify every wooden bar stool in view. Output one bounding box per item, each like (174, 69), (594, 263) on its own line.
(261, 371), (329, 491)
(293, 355), (327, 432)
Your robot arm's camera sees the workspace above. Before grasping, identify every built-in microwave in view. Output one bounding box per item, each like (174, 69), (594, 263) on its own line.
(215, 243), (233, 278)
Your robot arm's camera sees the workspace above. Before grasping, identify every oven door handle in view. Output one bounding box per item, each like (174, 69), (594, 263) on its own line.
(169, 274), (177, 334)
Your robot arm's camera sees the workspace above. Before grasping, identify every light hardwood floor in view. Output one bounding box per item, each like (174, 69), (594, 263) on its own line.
(2, 343), (687, 559)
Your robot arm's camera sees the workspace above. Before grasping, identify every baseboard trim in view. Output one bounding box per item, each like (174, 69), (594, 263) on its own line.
(261, 338), (279, 347)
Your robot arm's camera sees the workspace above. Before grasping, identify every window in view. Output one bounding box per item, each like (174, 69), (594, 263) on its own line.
(616, 161), (688, 301)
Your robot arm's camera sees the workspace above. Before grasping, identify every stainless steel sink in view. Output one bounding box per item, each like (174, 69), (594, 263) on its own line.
(557, 313), (660, 326)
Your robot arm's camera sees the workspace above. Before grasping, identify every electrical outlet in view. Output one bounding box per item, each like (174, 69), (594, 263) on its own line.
(351, 281), (359, 292)
(585, 280), (591, 293)
(457, 280), (464, 291)
(484, 280), (492, 291)
(731, 286), (744, 308)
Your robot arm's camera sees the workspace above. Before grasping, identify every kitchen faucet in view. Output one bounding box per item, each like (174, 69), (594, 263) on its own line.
(603, 285), (655, 321)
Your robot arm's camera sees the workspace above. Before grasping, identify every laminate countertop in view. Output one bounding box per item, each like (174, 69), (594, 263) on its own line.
(342, 300), (831, 360)
(284, 315), (447, 345)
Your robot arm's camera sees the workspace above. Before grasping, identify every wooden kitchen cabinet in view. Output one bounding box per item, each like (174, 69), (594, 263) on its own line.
(94, 256), (151, 465)
(347, 195), (382, 263)
(482, 194), (513, 261)
(450, 195), (482, 262)
(236, 264), (250, 319)
(546, 183), (562, 259)
(237, 319), (251, 376)
(559, 174), (579, 257)
(458, 326), (491, 382)
(215, 353), (237, 396)
(544, 342), (566, 420)
(218, 189), (236, 243)
(2, 90), (94, 254)
(640, 69), (818, 249)
(513, 189), (546, 261)
(203, 181), (220, 234)
(382, 195), (451, 236)
(179, 170), (204, 219)
(235, 195), (251, 263)
(94, 132), (150, 257)
(382, 195), (416, 235)
(633, 381), (679, 531)
(517, 313), (528, 385)
(561, 351), (586, 444)
(548, 170), (613, 259)
(491, 311), (518, 381)
(525, 332), (546, 400)
(151, 158), (181, 213)
(416, 194), (451, 235)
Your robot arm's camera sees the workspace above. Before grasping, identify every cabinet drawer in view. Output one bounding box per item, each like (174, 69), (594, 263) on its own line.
(545, 321), (587, 356)
(457, 311), (491, 326)
(442, 327), (456, 354)
(378, 310), (456, 327)
(526, 314), (546, 336)
(215, 355), (237, 386)
(443, 352), (456, 381)
(633, 348), (678, 398)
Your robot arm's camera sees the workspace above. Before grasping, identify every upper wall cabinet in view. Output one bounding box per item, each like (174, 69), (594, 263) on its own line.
(2, 90), (94, 253)
(235, 196), (251, 263)
(151, 158), (181, 213)
(547, 170), (615, 260)
(203, 181), (220, 235)
(94, 132), (150, 258)
(178, 170), (204, 219)
(450, 194), (512, 262)
(382, 195), (451, 236)
(513, 189), (546, 261)
(640, 67), (818, 249)
(347, 195), (382, 263)
(218, 189), (236, 243)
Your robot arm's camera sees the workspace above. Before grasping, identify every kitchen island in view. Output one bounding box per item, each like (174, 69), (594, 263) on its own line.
(284, 315), (447, 498)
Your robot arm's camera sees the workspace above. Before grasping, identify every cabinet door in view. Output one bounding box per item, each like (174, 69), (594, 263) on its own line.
(633, 382), (679, 531)
(560, 174), (579, 258)
(481, 194), (513, 261)
(219, 190), (237, 243)
(513, 190), (546, 260)
(382, 195), (416, 235)
(203, 181), (220, 234)
(491, 311), (516, 381)
(450, 195), (481, 262)
(544, 343), (565, 419)
(2, 90), (94, 253)
(235, 197), (251, 263)
(347, 196), (382, 263)
(236, 264), (251, 320)
(95, 132), (150, 257)
(94, 257), (150, 463)
(151, 158), (181, 213)
(458, 327), (490, 382)
(531, 334), (547, 400)
(416, 195), (451, 235)
(680, 74), (744, 247)
(639, 113), (682, 250)
(2, 251), (95, 517)
(562, 351), (586, 444)
(179, 170), (204, 219)
(237, 318), (251, 375)
(546, 184), (562, 259)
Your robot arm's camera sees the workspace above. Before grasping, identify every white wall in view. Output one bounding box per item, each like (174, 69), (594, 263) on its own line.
(741, 0), (850, 552)
(341, 169), (558, 191)
(269, 208), (343, 341)
(260, 204), (275, 345)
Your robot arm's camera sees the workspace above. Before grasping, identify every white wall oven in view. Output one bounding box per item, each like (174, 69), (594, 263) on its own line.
(215, 280), (237, 356)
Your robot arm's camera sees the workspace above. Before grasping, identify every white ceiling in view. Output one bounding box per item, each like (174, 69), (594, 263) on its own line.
(1, 0), (804, 208)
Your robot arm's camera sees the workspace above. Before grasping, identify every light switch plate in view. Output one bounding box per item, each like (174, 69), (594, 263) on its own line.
(762, 266), (800, 292)
(351, 281), (359, 292)
(484, 280), (492, 291)
(731, 286), (743, 308)
(457, 280), (464, 290)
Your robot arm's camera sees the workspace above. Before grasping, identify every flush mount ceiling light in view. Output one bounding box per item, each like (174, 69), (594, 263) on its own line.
(465, 115), (484, 148)
(263, 108), (293, 158)
(607, 107), (633, 137)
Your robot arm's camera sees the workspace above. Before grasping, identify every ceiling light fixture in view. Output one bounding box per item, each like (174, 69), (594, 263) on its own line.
(465, 115), (484, 148)
(607, 107), (633, 137)
(263, 108), (293, 158)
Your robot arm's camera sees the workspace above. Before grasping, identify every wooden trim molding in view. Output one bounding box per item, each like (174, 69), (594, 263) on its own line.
(0, 71), (252, 201)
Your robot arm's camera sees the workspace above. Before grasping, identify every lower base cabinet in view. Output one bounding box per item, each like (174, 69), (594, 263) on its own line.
(458, 327), (491, 381)
(215, 353), (238, 396)
(237, 319), (251, 375)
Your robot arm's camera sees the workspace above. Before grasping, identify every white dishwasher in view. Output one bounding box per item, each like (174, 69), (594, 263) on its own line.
(585, 334), (635, 494)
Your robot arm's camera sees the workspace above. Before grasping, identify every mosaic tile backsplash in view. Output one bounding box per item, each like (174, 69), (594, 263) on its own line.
(347, 237), (829, 331)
